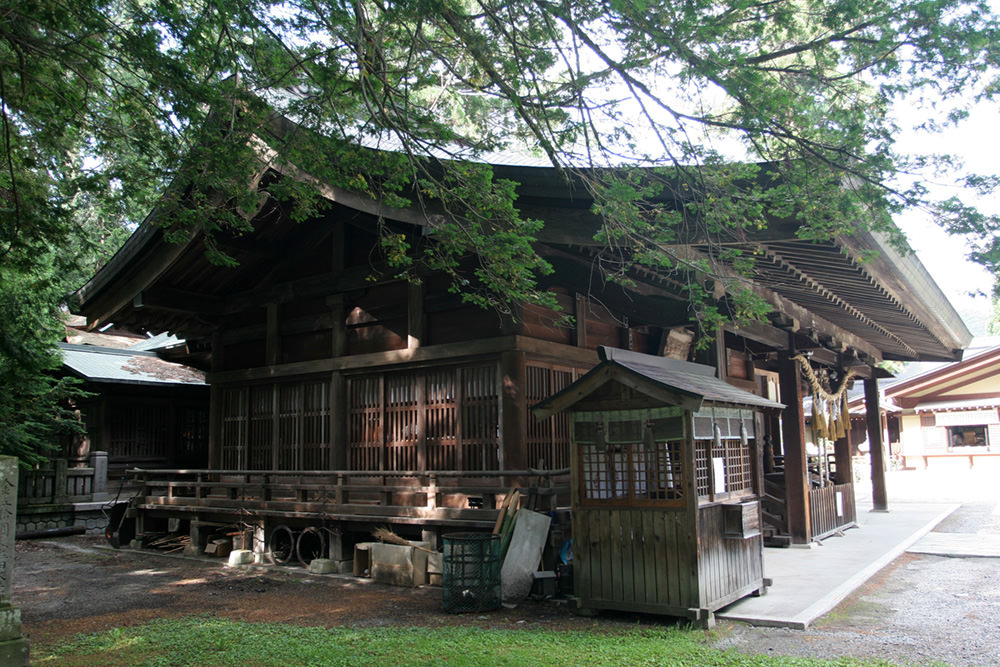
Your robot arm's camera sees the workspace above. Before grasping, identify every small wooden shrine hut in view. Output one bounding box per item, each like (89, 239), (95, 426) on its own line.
(71, 124), (971, 564)
(533, 346), (783, 626)
(58, 341), (209, 475)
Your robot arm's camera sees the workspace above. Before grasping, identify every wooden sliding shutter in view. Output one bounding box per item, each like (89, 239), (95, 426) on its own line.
(526, 364), (576, 470)
(346, 364), (500, 472)
(219, 379), (331, 471)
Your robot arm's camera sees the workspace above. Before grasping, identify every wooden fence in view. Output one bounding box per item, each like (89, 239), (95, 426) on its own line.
(808, 482), (856, 540)
(17, 452), (109, 505)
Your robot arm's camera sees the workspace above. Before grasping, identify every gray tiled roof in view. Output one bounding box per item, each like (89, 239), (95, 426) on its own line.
(60, 343), (205, 386)
(599, 347), (785, 410)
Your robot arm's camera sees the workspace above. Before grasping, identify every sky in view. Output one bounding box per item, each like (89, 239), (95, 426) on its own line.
(891, 100), (997, 337)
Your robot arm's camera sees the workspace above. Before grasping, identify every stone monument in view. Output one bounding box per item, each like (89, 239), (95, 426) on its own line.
(0, 456), (29, 666)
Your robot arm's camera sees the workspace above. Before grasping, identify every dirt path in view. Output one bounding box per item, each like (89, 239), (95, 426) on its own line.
(15, 505), (1000, 667)
(15, 536), (593, 651)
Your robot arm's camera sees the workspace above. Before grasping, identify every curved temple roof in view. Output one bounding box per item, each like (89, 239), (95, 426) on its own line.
(73, 142), (971, 365)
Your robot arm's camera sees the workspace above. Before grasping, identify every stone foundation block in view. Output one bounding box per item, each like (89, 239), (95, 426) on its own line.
(307, 558), (336, 574)
(370, 543), (429, 587)
(227, 550), (255, 567)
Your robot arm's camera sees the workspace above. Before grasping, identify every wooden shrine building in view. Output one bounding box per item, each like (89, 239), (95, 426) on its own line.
(72, 129), (972, 565)
(533, 346), (784, 626)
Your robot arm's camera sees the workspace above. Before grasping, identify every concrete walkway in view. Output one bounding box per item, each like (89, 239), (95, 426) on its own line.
(719, 468), (1000, 629)
(717, 500), (957, 629)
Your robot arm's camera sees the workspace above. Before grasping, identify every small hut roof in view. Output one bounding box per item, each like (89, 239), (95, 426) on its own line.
(60, 343), (206, 386)
(532, 346), (785, 419)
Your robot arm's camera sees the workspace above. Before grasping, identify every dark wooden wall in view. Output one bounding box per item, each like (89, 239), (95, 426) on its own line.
(573, 507), (698, 615)
(696, 504), (765, 608)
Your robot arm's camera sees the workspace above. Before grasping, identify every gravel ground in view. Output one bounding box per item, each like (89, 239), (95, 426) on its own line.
(717, 520), (1000, 667)
(718, 470), (1000, 667)
(12, 469), (1000, 666)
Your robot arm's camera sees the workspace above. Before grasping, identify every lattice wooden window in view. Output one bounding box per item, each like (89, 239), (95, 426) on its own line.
(248, 385), (274, 470)
(347, 364), (500, 472)
(579, 440), (685, 507)
(575, 410), (686, 507)
(695, 441), (710, 497)
(277, 382), (330, 470)
(526, 364), (575, 470)
(425, 369), (457, 470)
(385, 374), (419, 471)
(696, 435), (754, 502)
(221, 387), (247, 469)
(692, 407), (758, 503)
(725, 438), (753, 494)
(108, 403), (167, 461)
(301, 381), (331, 469)
(461, 365), (500, 470)
(220, 380), (332, 471)
(348, 376), (382, 470)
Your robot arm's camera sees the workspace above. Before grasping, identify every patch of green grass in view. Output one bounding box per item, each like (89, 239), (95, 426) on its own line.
(35, 615), (903, 667)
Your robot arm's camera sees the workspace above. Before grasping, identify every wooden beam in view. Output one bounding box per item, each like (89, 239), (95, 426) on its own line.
(220, 263), (400, 316)
(132, 288), (222, 316)
(680, 245), (887, 362)
(864, 376), (889, 511)
(207, 335), (600, 386)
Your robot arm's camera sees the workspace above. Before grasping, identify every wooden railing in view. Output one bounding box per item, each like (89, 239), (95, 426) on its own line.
(17, 452), (110, 505)
(127, 468), (570, 529)
(808, 482), (856, 540)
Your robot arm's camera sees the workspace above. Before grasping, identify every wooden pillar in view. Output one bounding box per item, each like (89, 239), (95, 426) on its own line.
(500, 350), (527, 470)
(833, 429), (854, 486)
(329, 295), (347, 471)
(208, 331), (223, 470)
(574, 293), (588, 348)
(714, 328), (728, 384)
(407, 282), (424, 350)
(833, 413), (852, 484)
(778, 351), (811, 544)
(864, 376), (889, 511)
(751, 413), (765, 497)
(271, 385), (280, 470)
(765, 410), (782, 466)
(265, 302), (280, 366)
(330, 372), (347, 470)
(329, 294), (346, 357)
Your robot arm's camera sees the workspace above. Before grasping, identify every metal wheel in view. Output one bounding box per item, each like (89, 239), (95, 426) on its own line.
(269, 525), (296, 565)
(296, 526), (327, 566)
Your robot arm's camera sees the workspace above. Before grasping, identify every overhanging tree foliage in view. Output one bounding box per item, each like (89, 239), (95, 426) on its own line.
(2, 0), (999, 455)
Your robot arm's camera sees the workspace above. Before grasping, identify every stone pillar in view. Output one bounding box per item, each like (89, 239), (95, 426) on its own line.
(90, 451), (109, 499)
(53, 458), (68, 502)
(1, 456), (30, 666)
